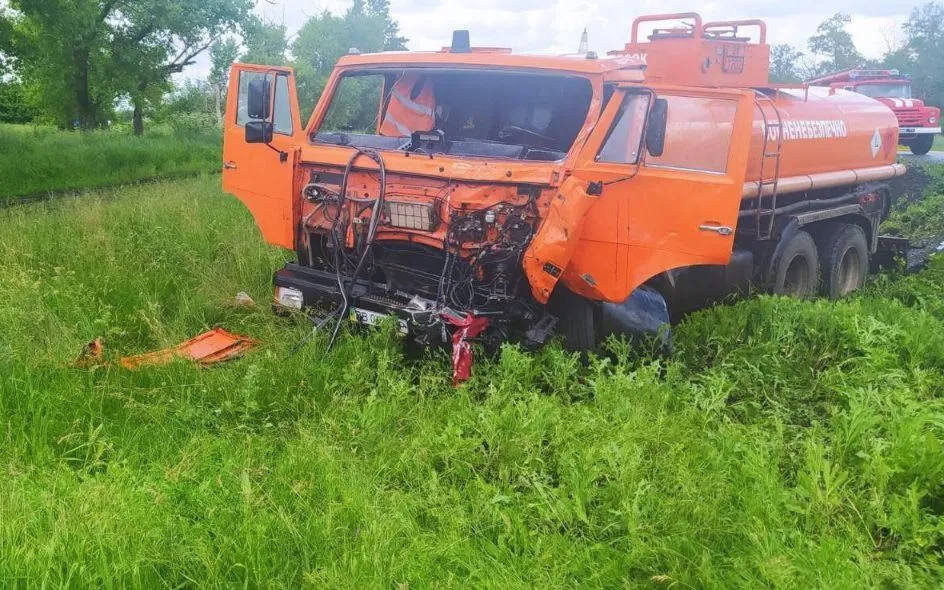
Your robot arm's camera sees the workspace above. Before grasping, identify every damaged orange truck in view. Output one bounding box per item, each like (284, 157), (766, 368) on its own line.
(222, 12), (904, 367)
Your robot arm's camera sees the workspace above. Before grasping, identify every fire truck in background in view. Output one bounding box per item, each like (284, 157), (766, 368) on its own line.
(807, 69), (941, 155)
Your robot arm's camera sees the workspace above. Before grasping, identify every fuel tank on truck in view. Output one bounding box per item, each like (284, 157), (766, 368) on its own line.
(657, 88), (903, 199)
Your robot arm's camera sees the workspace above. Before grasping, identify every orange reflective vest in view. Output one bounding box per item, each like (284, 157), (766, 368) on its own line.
(379, 75), (436, 136)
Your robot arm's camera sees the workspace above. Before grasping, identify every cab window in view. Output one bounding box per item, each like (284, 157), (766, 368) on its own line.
(645, 95), (736, 174)
(597, 93), (652, 164)
(236, 71), (293, 135)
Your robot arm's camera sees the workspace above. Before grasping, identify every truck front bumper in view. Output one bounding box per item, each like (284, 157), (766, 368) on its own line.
(273, 263), (435, 333)
(899, 126), (941, 138)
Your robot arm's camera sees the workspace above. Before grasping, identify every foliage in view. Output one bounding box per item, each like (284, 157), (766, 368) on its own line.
(2, 0), (251, 131)
(241, 18), (289, 66)
(769, 44), (805, 83)
(0, 79), (34, 123)
(889, 2), (944, 110)
(0, 176), (942, 586)
(0, 123), (219, 200)
(291, 0), (407, 116)
(807, 13), (864, 76)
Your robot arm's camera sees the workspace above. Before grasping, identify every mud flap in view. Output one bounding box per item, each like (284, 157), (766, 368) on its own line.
(599, 286), (672, 354)
(522, 176), (600, 303)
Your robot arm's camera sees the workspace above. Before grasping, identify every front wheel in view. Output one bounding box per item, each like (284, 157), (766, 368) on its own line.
(909, 134), (935, 155)
(547, 287), (598, 352)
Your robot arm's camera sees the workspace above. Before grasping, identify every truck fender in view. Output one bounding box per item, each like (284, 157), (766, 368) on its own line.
(522, 176), (600, 304)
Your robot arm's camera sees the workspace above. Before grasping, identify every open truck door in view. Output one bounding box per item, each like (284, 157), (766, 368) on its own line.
(222, 64), (303, 250)
(526, 84), (754, 304)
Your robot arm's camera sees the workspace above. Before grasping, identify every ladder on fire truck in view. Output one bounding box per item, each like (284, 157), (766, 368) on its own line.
(752, 90), (784, 240)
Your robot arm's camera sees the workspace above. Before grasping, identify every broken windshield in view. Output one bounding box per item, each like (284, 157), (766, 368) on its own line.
(311, 69), (594, 161)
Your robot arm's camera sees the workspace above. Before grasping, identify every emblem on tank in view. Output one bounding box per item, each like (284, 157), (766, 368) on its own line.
(870, 128), (883, 158)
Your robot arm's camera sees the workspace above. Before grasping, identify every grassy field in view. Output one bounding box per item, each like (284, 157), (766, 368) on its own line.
(1, 176), (943, 587)
(0, 123), (220, 200)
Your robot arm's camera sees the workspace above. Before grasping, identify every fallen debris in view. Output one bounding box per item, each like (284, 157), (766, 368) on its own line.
(77, 328), (257, 369)
(234, 292), (256, 307)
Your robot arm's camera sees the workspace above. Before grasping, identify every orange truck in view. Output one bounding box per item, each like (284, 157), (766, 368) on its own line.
(806, 69), (941, 155)
(222, 12), (904, 377)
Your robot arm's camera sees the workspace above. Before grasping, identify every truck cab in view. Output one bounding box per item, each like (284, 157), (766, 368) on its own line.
(806, 69), (941, 155)
(221, 13), (902, 380)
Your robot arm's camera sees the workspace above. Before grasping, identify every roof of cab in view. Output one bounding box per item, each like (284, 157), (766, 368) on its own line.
(335, 50), (645, 76)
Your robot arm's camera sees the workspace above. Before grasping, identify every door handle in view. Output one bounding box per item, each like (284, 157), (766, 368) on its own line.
(699, 224), (733, 236)
(223, 161), (237, 170)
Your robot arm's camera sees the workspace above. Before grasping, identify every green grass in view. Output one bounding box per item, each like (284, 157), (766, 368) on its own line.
(1, 176), (943, 587)
(0, 123), (221, 200)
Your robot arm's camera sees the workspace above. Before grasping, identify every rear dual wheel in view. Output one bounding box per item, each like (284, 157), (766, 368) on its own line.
(770, 224), (869, 300)
(816, 223), (869, 300)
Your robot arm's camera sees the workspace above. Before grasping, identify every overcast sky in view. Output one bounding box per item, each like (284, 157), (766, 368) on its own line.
(186, 0), (919, 79)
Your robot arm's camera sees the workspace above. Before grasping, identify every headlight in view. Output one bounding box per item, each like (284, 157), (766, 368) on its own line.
(275, 287), (304, 310)
(930, 116), (938, 124)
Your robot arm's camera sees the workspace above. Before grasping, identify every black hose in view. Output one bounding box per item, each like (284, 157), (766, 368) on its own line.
(326, 148), (387, 351)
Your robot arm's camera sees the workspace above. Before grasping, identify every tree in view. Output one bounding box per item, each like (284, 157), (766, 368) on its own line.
(3, 0), (116, 128)
(242, 18), (289, 66)
(110, 0), (253, 135)
(808, 13), (863, 76)
(892, 2), (944, 108)
(291, 0), (407, 115)
(769, 44), (804, 83)
(2, 0), (251, 132)
(209, 38), (240, 125)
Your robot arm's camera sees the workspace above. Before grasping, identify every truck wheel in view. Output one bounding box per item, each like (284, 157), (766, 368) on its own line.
(548, 287), (597, 352)
(772, 230), (819, 298)
(817, 223), (869, 299)
(910, 134), (934, 155)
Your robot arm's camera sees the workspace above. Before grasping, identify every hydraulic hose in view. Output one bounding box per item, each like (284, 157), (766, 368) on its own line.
(326, 148), (387, 351)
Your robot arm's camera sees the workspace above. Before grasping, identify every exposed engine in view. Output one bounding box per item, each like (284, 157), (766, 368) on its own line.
(293, 150), (554, 355)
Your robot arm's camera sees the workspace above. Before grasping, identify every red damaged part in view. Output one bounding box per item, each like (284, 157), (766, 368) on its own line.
(441, 312), (490, 386)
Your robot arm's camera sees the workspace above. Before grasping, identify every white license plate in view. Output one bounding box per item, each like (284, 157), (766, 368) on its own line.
(351, 308), (409, 334)
(901, 128), (916, 134)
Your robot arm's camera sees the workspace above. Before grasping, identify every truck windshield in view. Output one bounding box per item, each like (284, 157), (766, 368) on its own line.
(311, 69), (593, 161)
(855, 83), (912, 99)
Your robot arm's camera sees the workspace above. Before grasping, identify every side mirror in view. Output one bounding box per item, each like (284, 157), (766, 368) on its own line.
(646, 98), (668, 157)
(245, 121), (273, 144)
(247, 77), (271, 120)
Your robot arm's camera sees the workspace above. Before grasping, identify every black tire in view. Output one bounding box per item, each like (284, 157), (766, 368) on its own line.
(909, 134), (934, 155)
(771, 230), (820, 298)
(548, 287), (597, 352)
(816, 223), (869, 299)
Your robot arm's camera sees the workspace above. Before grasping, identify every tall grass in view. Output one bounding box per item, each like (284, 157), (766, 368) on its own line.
(0, 176), (942, 587)
(0, 123), (220, 200)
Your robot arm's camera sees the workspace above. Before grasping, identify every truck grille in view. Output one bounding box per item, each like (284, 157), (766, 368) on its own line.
(896, 108), (924, 127)
(385, 201), (439, 231)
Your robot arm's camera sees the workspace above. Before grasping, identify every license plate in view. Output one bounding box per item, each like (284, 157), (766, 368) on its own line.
(351, 308), (409, 334)
(901, 128), (916, 134)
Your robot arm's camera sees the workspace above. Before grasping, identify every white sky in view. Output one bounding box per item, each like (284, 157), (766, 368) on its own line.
(182, 0), (915, 80)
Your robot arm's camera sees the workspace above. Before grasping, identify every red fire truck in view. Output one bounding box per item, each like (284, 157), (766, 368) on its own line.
(807, 69), (940, 155)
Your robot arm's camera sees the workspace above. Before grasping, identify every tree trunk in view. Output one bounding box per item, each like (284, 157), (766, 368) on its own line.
(132, 99), (144, 136)
(74, 52), (95, 130)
